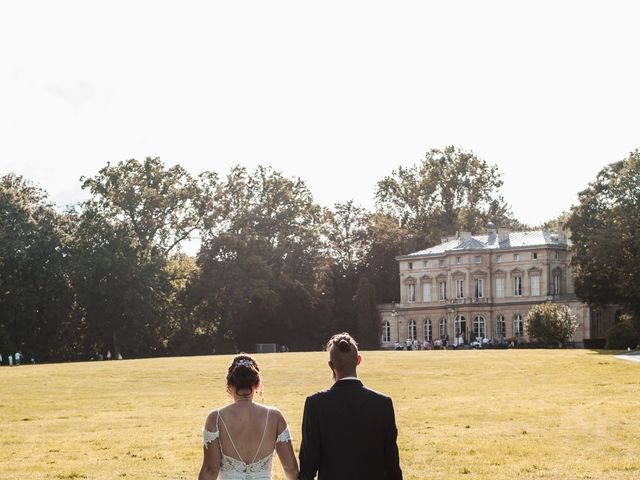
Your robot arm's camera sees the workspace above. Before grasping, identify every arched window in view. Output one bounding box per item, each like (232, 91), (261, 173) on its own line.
(496, 315), (506, 339)
(423, 319), (432, 341)
(382, 321), (391, 343)
(439, 318), (447, 338)
(513, 314), (524, 339)
(473, 315), (486, 340)
(408, 320), (417, 340)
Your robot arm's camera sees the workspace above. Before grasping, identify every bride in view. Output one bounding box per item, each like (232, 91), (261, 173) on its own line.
(198, 354), (299, 480)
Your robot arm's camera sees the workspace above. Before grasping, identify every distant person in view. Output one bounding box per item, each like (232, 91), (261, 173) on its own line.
(198, 354), (298, 480)
(8, 354), (13, 366)
(0, 353), (3, 366)
(15, 351), (22, 365)
(298, 332), (403, 480)
(106, 350), (112, 360)
(117, 352), (123, 360)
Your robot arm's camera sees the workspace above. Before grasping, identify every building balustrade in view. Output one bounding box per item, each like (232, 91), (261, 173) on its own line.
(472, 297), (491, 304)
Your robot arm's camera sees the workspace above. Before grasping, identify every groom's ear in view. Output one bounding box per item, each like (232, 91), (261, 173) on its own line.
(328, 360), (334, 370)
(356, 355), (362, 366)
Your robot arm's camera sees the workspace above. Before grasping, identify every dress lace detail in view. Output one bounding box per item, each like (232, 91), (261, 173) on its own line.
(203, 428), (220, 448)
(220, 452), (274, 479)
(276, 427), (292, 443)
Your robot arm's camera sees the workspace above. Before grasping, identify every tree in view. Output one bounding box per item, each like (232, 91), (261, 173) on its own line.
(325, 202), (370, 335)
(69, 206), (171, 359)
(81, 157), (218, 259)
(0, 174), (78, 361)
(375, 146), (518, 247)
(353, 277), (381, 349)
(189, 166), (330, 351)
(605, 315), (639, 350)
(567, 150), (640, 334)
(525, 302), (579, 347)
(74, 157), (216, 357)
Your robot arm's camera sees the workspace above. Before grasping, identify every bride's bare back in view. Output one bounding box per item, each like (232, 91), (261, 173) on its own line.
(198, 354), (298, 480)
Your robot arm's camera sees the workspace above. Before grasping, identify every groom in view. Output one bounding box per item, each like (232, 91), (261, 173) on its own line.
(298, 332), (402, 480)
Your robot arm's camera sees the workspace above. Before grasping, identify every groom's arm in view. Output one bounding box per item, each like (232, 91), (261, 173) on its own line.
(384, 397), (402, 480)
(298, 396), (320, 480)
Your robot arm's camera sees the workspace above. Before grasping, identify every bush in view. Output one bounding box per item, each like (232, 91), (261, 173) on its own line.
(605, 321), (639, 350)
(525, 302), (579, 347)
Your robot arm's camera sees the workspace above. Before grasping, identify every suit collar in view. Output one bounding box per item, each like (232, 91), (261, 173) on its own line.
(331, 379), (363, 389)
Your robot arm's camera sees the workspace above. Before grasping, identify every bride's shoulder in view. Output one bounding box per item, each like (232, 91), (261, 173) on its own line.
(203, 408), (223, 431)
(262, 405), (287, 423)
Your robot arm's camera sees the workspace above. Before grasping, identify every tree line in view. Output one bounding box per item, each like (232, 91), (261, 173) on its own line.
(1, 146), (638, 360)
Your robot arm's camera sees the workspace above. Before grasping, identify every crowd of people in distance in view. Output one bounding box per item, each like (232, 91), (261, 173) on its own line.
(91, 349), (124, 361)
(394, 336), (451, 351)
(394, 335), (517, 351)
(0, 351), (34, 366)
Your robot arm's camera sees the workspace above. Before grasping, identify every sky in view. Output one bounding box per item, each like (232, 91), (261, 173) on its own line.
(1, 1), (640, 229)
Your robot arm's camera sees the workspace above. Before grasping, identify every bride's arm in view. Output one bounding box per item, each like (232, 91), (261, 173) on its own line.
(274, 409), (299, 480)
(198, 411), (221, 480)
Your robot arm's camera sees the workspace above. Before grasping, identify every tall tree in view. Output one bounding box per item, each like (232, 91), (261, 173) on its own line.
(74, 157), (217, 357)
(325, 202), (370, 335)
(69, 206), (170, 359)
(0, 175), (77, 361)
(567, 150), (640, 333)
(189, 166), (330, 351)
(81, 157), (218, 259)
(361, 213), (410, 304)
(354, 277), (381, 349)
(375, 146), (516, 247)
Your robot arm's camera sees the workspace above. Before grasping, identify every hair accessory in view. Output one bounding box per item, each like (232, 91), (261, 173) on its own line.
(235, 359), (254, 368)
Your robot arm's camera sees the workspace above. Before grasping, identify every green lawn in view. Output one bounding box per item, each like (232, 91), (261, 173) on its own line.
(1, 350), (639, 479)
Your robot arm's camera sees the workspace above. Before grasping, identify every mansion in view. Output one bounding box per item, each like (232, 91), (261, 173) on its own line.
(378, 222), (617, 348)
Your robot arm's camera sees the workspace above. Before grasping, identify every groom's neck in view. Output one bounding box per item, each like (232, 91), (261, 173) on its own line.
(335, 371), (357, 381)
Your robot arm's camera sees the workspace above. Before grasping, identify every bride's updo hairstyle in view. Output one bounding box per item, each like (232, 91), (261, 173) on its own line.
(226, 354), (261, 393)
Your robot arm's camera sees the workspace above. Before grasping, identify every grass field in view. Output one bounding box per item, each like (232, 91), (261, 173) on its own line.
(1, 350), (639, 479)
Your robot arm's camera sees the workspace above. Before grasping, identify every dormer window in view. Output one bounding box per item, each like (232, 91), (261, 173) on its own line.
(456, 256), (462, 265)
(474, 256), (481, 264)
(514, 253), (520, 262)
(408, 262), (413, 270)
(496, 255), (502, 263)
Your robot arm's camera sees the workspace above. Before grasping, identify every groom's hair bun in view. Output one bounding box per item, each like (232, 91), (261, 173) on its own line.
(326, 332), (359, 373)
(227, 354), (260, 392)
(326, 332), (358, 352)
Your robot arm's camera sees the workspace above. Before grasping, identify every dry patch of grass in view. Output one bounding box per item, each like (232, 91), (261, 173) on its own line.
(1, 350), (639, 479)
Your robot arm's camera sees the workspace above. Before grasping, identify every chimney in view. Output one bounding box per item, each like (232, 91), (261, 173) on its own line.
(487, 222), (496, 242)
(498, 227), (511, 243)
(557, 220), (566, 243)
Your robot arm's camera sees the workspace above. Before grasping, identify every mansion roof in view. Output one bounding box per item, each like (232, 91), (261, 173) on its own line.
(400, 230), (570, 259)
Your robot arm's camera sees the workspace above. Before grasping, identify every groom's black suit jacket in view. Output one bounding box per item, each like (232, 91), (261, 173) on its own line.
(298, 379), (402, 480)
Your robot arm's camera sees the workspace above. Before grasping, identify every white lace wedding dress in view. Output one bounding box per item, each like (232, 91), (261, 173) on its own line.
(203, 409), (292, 479)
